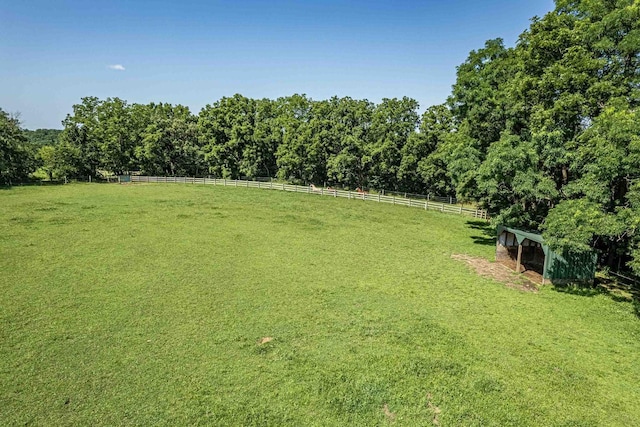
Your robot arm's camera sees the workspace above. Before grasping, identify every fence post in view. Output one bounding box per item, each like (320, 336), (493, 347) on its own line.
(224, 179), (226, 186)
(282, 183), (285, 191)
(258, 181), (261, 189)
(460, 206), (463, 214)
(393, 196), (395, 205)
(378, 194), (381, 202)
(441, 203), (444, 212)
(424, 201), (427, 210)
(348, 191), (351, 199)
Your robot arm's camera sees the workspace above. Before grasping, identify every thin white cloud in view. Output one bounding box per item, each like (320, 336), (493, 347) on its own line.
(108, 64), (125, 71)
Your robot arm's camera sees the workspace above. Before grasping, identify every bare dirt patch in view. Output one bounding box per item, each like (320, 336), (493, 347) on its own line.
(258, 337), (273, 345)
(383, 403), (396, 422)
(426, 393), (441, 426)
(451, 254), (539, 292)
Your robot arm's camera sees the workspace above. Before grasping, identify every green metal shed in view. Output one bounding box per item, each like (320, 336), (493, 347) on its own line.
(496, 225), (596, 284)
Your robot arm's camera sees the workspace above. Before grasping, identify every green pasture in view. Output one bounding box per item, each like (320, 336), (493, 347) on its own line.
(1, 183), (639, 426)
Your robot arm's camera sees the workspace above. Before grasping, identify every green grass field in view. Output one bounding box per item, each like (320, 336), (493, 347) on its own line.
(1, 183), (639, 426)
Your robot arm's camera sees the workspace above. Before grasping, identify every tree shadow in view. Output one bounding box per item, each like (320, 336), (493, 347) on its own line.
(553, 276), (640, 318)
(552, 282), (608, 298)
(1, 181), (65, 189)
(467, 220), (493, 231)
(466, 220), (496, 247)
(1, 179), (116, 190)
(471, 235), (496, 246)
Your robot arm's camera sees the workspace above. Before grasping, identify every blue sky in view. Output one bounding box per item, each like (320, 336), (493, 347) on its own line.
(0, 0), (555, 129)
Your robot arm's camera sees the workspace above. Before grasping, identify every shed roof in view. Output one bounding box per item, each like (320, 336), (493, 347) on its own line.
(496, 225), (544, 246)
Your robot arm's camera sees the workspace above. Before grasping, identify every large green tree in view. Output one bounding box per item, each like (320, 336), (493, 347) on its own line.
(23, 129), (61, 147)
(439, 0), (640, 273)
(326, 97), (374, 189)
(275, 94), (314, 183)
(0, 109), (36, 184)
(60, 96), (103, 178)
(399, 104), (454, 194)
(367, 97), (420, 191)
(199, 94), (258, 179)
(136, 103), (201, 176)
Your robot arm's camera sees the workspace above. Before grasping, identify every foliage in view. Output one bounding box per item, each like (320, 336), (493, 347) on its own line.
(37, 145), (56, 180)
(439, 0), (640, 273)
(0, 108), (37, 184)
(23, 128), (61, 147)
(368, 97), (419, 190)
(136, 103), (202, 176)
(45, 94), (422, 191)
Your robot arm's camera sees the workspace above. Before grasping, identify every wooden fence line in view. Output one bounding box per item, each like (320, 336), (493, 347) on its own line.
(125, 175), (489, 219)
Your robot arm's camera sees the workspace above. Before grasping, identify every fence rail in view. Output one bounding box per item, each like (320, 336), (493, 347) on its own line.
(609, 270), (640, 287)
(124, 175), (489, 219)
(243, 176), (459, 204)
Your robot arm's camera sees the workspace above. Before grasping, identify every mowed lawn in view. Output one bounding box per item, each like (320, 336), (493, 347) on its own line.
(1, 184), (639, 426)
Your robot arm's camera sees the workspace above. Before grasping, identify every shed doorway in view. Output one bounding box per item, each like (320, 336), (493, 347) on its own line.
(496, 230), (545, 284)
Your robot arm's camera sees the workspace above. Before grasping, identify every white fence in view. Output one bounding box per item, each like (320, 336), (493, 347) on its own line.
(125, 175), (489, 219)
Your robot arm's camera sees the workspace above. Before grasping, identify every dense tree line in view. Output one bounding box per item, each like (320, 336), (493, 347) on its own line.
(1, 0), (639, 273)
(9, 94), (453, 194)
(441, 0), (640, 271)
(23, 129), (61, 147)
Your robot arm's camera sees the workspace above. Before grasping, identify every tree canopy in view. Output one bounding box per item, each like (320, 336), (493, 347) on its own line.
(442, 0), (640, 271)
(0, 109), (37, 184)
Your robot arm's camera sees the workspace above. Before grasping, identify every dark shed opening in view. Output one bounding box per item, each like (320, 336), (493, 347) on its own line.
(496, 225), (596, 284)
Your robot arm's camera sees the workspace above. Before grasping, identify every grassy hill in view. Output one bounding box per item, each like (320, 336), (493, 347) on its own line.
(1, 183), (639, 426)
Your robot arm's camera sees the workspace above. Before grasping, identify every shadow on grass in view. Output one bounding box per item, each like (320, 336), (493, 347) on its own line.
(553, 277), (640, 318)
(467, 220), (493, 231)
(1, 179), (117, 190)
(466, 220), (496, 247)
(1, 181), (65, 189)
(471, 235), (496, 246)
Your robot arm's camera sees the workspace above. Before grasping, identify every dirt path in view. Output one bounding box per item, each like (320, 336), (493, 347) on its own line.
(451, 254), (539, 292)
